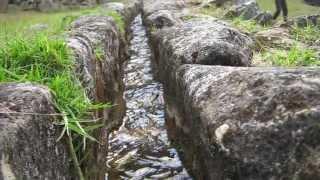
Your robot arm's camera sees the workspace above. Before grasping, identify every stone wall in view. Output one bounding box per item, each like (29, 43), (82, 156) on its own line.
(171, 65), (320, 179)
(142, 0), (320, 179)
(0, 2), (142, 178)
(67, 14), (128, 179)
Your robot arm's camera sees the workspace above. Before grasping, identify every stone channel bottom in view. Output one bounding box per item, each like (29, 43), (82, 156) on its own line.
(106, 15), (192, 179)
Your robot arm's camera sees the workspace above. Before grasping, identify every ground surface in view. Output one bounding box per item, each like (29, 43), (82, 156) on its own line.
(257, 0), (320, 16)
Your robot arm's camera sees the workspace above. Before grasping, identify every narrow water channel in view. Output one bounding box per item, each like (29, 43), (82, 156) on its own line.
(107, 15), (192, 179)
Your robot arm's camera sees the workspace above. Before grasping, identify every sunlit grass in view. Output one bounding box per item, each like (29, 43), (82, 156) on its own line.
(195, 5), (226, 18)
(230, 16), (266, 33)
(291, 24), (320, 44)
(0, 8), (93, 40)
(0, 7), (125, 44)
(261, 46), (319, 66)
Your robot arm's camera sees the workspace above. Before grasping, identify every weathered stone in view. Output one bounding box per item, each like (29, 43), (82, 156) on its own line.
(254, 27), (297, 49)
(121, 0), (142, 28)
(142, 0), (186, 34)
(143, 10), (182, 29)
(149, 17), (253, 89)
(166, 65), (320, 180)
(141, 0), (320, 179)
(102, 2), (125, 13)
(68, 15), (126, 179)
(0, 83), (71, 180)
(254, 11), (273, 25)
(225, 0), (261, 20)
(295, 14), (320, 27)
(142, 0), (185, 17)
(201, 0), (229, 7)
(101, 0), (141, 44)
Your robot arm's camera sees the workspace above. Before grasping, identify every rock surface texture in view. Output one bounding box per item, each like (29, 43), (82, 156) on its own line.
(0, 83), (71, 180)
(224, 0), (273, 25)
(67, 15), (126, 179)
(225, 0), (260, 19)
(9, 0), (96, 11)
(142, 0), (320, 179)
(169, 65), (320, 180)
(102, 0), (142, 42)
(0, 2), (140, 179)
(142, 0), (186, 30)
(148, 16), (254, 90)
(294, 14), (320, 27)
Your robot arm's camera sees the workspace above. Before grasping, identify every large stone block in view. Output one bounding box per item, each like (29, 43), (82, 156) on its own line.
(0, 83), (71, 180)
(67, 15), (126, 179)
(166, 65), (320, 180)
(149, 17), (253, 94)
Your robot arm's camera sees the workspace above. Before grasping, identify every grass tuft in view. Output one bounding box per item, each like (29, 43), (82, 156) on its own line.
(230, 16), (266, 33)
(261, 46), (319, 67)
(291, 24), (320, 45)
(105, 10), (125, 34)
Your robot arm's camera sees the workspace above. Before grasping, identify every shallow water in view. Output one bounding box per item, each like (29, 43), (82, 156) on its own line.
(107, 15), (192, 180)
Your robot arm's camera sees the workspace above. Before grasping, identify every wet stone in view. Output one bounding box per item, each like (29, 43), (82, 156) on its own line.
(107, 15), (192, 179)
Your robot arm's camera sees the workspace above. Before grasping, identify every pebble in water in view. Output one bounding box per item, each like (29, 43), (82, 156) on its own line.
(107, 15), (192, 180)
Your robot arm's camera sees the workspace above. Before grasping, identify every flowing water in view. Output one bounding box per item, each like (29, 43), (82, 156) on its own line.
(107, 15), (192, 180)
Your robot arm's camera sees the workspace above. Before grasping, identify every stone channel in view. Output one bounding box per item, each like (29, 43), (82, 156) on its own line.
(107, 15), (192, 180)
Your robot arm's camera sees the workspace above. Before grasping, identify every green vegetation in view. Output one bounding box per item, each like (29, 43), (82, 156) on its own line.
(292, 24), (320, 44)
(0, 6), (124, 179)
(193, 3), (320, 68)
(196, 5), (226, 18)
(0, 9), (94, 42)
(257, 0), (320, 17)
(193, 5), (267, 33)
(230, 16), (266, 33)
(0, 33), (103, 180)
(0, 7), (124, 43)
(261, 46), (319, 66)
(95, 46), (105, 61)
(105, 10), (125, 34)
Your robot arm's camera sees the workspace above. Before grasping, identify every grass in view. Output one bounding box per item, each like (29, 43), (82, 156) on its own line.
(0, 9), (95, 43)
(196, 0), (320, 19)
(105, 10), (125, 34)
(261, 46), (319, 66)
(291, 24), (320, 44)
(0, 34), (105, 137)
(0, 7), (125, 43)
(193, 5), (267, 33)
(230, 16), (266, 33)
(193, 0), (320, 68)
(196, 5), (226, 18)
(0, 34), (106, 164)
(257, 0), (320, 17)
(0, 6), (124, 179)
